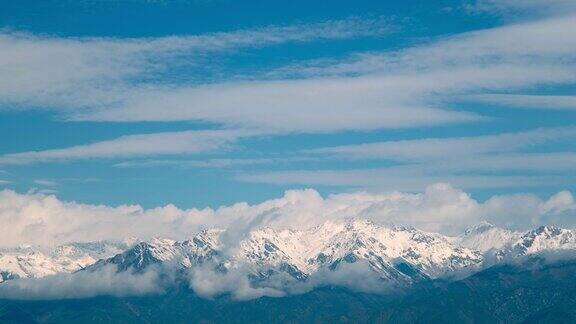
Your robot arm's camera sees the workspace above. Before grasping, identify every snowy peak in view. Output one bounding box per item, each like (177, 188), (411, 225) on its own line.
(509, 226), (576, 256)
(5, 220), (576, 287)
(90, 219), (483, 285)
(294, 218), (481, 280)
(0, 241), (129, 282)
(458, 222), (520, 253)
(88, 229), (224, 273)
(463, 221), (496, 236)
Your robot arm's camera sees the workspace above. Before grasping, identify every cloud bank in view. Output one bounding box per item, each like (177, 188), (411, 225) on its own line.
(0, 258), (393, 301)
(0, 184), (574, 249)
(0, 264), (165, 300)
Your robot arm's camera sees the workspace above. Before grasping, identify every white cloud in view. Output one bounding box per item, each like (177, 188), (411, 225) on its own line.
(483, 191), (576, 229)
(63, 14), (576, 132)
(279, 128), (575, 190)
(429, 153), (576, 172)
(113, 157), (319, 169)
(239, 169), (557, 192)
(82, 73), (483, 131)
(189, 263), (286, 300)
(0, 256), (393, 301)
(0, 264), (165, 300)
(467, 0), (576, 16)
(33, 179), (58, 186)
(0, 18), (392, 113)
(465, 94), (576, 110)
(2, 14), (575, 134)
(0, 184), (574, 249)
(188, 259), (392, 300)
(0, 129), (250, 164)
(271, 14), (576, 78)
(308, 127), (576, 161)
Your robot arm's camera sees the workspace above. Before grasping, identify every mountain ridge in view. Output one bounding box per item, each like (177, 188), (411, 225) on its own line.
(2, 219), (576, 290)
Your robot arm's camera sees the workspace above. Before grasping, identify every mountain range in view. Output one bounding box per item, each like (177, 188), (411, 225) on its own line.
(2, 219), (576, 288)
(3, 219), (576, 323)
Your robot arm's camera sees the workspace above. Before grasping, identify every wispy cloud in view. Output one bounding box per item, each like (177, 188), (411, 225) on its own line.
(1, 9), (575, 195)
(33, 179), (58, 186)
(238, 169), (563, 191)
(113, 157), (320, 169)
(465, 94), (576, 110)
(466, 0), (576, 16)
(266, 14), (576, 78)
(307, 127), (576, 161)
(60, 14), (576, 133)
(0, 129), (251, 164)
(244, 127), (576, 190)
(3, 14), (575, 134)
(0, 17), (393, 112)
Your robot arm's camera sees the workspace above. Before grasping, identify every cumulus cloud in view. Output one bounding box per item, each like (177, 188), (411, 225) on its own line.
(482, 191), (576, 229)
(0, 264), (165, 300)
(0, 183), (574, 249)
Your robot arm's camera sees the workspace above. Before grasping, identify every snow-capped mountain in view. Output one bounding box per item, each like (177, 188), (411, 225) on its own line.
(239, 219), (482, 283)
(0, 241), (130, 282)
(89, 219), (483, 285)
(457, 221), (520, 253)
(3, 220), (576, 287)
(89, 230), (221, 272)
(502, 225), (576, 258)
(458, 223), (576, 260)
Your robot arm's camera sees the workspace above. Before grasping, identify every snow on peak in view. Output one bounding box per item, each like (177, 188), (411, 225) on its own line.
(457, 222), (520, 253)
(90, 219), (482, 285)
(463, 221), (495, 236)
(508, 225), (576, 256)
(5, 219), (576, 286)
(0, 241), (129, 282)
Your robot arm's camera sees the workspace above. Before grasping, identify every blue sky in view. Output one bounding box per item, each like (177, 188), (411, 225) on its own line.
(0, 0), (575, 208)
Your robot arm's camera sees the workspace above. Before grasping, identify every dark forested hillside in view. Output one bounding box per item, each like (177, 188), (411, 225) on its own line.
(2, 261), (576, 324)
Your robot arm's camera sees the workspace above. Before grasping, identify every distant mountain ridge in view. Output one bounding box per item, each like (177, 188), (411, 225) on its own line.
(0, 241), (129, 283)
